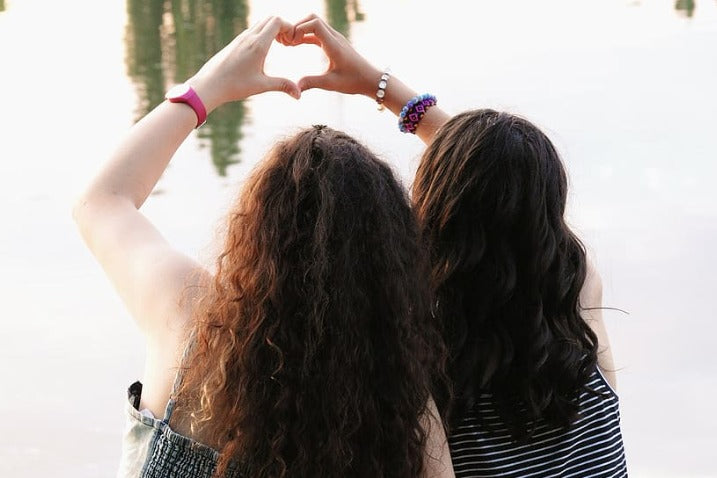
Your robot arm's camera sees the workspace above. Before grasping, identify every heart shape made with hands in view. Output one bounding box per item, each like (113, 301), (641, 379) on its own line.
(263, 41), (329, 94)
(268, 16), (332, 90)
(253, 15), (371, 98)
(198, 16), (369, 104)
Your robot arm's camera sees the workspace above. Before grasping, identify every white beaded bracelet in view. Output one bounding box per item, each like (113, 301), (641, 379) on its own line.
(375, 70), (390, 111)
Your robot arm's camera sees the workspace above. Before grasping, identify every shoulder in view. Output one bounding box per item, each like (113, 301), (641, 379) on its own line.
(579, 253), (618, 391)
(580, 253), (602, 309)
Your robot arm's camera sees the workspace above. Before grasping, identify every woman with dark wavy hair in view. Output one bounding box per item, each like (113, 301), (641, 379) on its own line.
(289, 15), (627, 477)
(74, 17), (453, 478)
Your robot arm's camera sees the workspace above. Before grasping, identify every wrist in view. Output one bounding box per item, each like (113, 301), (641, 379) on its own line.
(375, 76), (411, 114)
(186, 75), (223, 114)
(165, 83), (208, 128)
(360, 65), (383, 98)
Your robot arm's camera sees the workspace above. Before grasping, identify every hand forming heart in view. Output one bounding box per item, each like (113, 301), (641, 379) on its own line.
(186, 14), (382, 114)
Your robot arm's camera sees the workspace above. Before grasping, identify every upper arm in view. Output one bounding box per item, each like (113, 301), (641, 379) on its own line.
(73, 195), (209, 341)
(421, 398), (455, 478)
(580, 255), (618, 391)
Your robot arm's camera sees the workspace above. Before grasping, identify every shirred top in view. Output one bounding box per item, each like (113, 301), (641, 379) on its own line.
(117, 335), (244, 478)
(117, 381), (244, 478)
(449, 368), (627, 478)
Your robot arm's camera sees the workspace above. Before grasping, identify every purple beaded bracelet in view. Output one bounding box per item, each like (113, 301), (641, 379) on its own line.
(398, 94), (437, 134)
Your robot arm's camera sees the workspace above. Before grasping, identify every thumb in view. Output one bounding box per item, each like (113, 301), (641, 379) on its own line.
(297, 74), (333, 92)
(264, 76), (301, 99)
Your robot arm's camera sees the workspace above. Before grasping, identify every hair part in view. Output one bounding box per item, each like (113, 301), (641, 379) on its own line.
(413, 109), (598, 438)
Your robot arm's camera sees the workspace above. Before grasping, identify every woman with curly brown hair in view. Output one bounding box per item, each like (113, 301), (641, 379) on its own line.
(74, 17), (453, 478)
(289, 14), (628, 477)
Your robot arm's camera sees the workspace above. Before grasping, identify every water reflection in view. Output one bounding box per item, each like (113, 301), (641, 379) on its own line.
(125, 1), (165, 119)
(123, 0), (365, 176)
(125, 0), (248, 176)
(325, 0), (364, 37)
(675, 0), (696, 17)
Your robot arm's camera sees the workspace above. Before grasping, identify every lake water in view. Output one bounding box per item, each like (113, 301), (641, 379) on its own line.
(0, 0), (715, 476)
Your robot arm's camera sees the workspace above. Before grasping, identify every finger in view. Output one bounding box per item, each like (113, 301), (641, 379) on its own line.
(264, 76), (302, 100)
(292, 18), (334, 45)
(251, 16), (274, 33)
(297, 73), (334, 92)
(277, 28), (312, 47)
(275, 30), (291, 46)
(294, 14), (341, 41)
(258, 16), (293, 43)
(277, 26), (299, 45)
(294, 13), (321, 32)
(293, 13), (321, 27)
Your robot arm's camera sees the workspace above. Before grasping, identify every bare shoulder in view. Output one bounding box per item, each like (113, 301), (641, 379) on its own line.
(421, 398), (456, 478)
(138, 254), (210, 418)
(579, 253), (618, 392)
(580, 253), (603, 308)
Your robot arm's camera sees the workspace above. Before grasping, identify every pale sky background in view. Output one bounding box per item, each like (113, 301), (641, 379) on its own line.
(0, 0), (715, 476)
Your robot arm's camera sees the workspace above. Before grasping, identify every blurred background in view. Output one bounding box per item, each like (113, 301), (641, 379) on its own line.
(0, 0), (715, 476)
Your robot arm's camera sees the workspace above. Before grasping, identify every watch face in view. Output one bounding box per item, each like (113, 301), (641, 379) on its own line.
(166, 83), (190, 99)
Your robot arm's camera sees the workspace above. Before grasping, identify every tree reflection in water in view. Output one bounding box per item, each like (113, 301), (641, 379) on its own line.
(674, 0), (696, 17)
(325, 0), (364, 38)
(125, 0), (247, 176)
(125, 0), (364, 176)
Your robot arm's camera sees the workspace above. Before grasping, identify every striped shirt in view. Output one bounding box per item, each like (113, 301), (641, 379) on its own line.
(449, 368), (627, 477)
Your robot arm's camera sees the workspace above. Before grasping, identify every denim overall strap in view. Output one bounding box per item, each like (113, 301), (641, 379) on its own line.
(162, 332), (196, 423)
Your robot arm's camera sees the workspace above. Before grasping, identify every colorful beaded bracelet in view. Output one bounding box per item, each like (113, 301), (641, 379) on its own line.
(398, 94), (437, 134)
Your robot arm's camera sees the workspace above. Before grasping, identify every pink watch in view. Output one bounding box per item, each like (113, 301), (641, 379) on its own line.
(165, 84), (207, 128)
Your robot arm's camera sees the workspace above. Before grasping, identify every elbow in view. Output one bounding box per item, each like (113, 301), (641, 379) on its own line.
(72, 188), (94, 226)
(71, 195), (85, 225)
(72, 190), (107, 238)
(71, 192), (135, 242)
(71, 193), (94, 243)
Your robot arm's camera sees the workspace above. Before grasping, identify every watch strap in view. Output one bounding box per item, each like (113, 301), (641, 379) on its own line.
(165, 84), (207, 128)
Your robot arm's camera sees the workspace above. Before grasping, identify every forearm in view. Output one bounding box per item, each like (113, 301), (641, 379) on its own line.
(374, 75), (451, 146)
(290, 15), (451, 145)
(77, 100), (197, 211)
(72, 17), (298, 338)
(76, 15), (299, 230)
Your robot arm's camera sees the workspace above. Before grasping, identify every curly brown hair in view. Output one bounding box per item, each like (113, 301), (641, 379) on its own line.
(175, 126), (445, 477)
(413, 110), (598, 439)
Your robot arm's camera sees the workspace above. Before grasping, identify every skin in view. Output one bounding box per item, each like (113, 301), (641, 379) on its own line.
(286, 14), (618, 392)
(581, 255), (618, 391)
(283, 14), (451, 145)
(73, 15), (454, 478)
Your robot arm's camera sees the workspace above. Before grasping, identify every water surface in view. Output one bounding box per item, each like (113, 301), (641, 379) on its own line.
(0, 0), (715, 476)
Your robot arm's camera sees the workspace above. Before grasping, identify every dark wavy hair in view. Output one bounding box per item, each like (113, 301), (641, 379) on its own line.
(175, 126), (445, 477)
(412, 109), (598, 438)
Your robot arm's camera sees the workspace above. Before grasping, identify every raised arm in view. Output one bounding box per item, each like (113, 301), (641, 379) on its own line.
(73, 17), (300, 341)
(285, 14), (450, 146)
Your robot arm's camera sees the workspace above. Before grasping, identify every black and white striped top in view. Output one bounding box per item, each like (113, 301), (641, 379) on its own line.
(449, 368), (627, 477)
